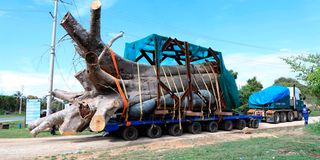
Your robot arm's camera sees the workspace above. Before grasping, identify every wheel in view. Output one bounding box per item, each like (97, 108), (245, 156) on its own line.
(220, 120), (233, 131)
(297, 112), (303, 121)
(273, 112), (280, 124)
(146, 125), (162, 138)
(235, 119), (246, 130)
(187, 122), (202, 134)
(168, 123), (183, 136)
(121, 126), (139, 141)
(280, 112), (287, 123)
(287, 111), (294, 122)
(205, 121), (218, 132)
(251, 119), (259, 128)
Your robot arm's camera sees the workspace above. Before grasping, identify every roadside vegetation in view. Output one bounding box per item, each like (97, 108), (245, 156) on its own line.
(306, 122), (320, 135)
(107, 125), (320, 160)
(45, 125), (320, 160)
(0, 120), (96, 138)
(0, 111), (25, 119)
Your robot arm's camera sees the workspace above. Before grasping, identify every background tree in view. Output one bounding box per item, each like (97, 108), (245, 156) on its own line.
(307, 67), (320, 97)
(273, 77), (308, 95)
(282, 54), (320, 81)
(229, 69), (238, 79)
(282, 53), (320, 104)
(239, 77), (263, 105)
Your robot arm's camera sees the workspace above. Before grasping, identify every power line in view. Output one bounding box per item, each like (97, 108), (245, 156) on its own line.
(106, 11), (290, 52)
(55, 55), (72, 91)
(71, 0), (82, 23)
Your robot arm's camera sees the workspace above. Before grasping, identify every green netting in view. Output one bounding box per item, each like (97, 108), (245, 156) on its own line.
(124, 34), (240, 111)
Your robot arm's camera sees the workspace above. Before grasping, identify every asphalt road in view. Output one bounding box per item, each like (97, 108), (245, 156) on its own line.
(0, 116), (319, 160)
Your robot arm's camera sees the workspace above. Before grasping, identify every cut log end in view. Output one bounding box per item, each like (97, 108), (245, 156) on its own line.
(89, 115), (106, 132)
(91, 0), (102, 10)
(61, 12), (71, 24)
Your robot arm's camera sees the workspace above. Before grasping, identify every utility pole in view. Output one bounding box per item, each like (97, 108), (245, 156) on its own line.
(19, 85), (24, 115)
(47, 0), (58, 116)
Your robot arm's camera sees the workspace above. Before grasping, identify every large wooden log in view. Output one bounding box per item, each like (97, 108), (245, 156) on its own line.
(29, 0), (221, 136)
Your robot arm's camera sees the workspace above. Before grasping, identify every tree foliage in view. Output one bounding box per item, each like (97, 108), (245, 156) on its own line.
(282, 54), (320, 80)
(0, 94), (64, 114)
(307, 67), (320, 97)
(239, 77), (263, 105)
(282, 54), (320, 97)
(273, 77), (308, 95)
(229, 69), (238, 79)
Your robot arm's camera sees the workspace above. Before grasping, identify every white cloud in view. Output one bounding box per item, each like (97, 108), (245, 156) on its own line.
(0, 10), (7, 17)
(223, 51), (298, 89)
(0, 70), (83, 97)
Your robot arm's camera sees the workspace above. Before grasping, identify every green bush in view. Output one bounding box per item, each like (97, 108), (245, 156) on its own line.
(233, 104), (249, 115)
(0, 108), (4, 115)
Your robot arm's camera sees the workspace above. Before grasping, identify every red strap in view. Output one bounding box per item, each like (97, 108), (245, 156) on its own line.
(109, 49), (128, 119)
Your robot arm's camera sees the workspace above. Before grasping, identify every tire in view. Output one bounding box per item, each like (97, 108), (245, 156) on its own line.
(168, 123), (183, 136)
(273, 112), (280, 124)
(121, 126), (139, 141)
(146, 125), (162, 138)
(235, 119), (246, 130)
(297, 112), (303, 121)
(280, 112), (287, 123)
(187, 122), (202, 134)
(287, 111), (294, 122)
(221, 120), (233, 131)
(205, 121), (218, 132)
(251, 119), (259, 129)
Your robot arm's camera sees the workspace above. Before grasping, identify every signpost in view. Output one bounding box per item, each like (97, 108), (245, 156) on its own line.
(26, 99), (41, 125)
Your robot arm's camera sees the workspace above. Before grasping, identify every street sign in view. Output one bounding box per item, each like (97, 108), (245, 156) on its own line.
(26, 99), (41, 124)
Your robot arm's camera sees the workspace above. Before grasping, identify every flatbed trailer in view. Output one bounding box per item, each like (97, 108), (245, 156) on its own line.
(103, 35), (262, 141)
(104, 114), (262, 140)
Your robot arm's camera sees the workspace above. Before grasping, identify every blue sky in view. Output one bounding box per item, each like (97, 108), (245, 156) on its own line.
(0, 0), (320, 97)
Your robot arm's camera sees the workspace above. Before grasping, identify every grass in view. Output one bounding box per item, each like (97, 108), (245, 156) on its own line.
(306, 122), (320, 135)
(103, 131), (320, 160)
(0, 112), (25, 119)
(0, 120), (96, 138)
(310, 110), (320, 117)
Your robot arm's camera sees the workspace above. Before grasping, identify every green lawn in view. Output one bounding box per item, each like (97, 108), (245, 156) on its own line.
(103, 126), (320, 160)
(0, 112), (25, 118)
(310, 110), (320, 117)
(0, 120), (96, 138)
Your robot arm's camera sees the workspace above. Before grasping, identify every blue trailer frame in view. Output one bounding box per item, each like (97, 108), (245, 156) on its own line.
(105, 114), (262, 133)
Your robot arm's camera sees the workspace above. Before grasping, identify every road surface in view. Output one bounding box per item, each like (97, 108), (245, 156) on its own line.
(0, 116), (319, 160)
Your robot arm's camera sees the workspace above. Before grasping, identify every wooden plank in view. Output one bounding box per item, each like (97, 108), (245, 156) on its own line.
(214, 111), (233, 116)
(185, 110), (203, 116)
(154, 110), (169, 115)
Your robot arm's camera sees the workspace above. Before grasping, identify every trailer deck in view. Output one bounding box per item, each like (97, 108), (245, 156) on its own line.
(104, 114), (262, 140)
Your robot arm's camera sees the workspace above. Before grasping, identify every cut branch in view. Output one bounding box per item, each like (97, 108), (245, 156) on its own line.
(90, 0), (101, 40)
(61, 12), (93, 53)
(107, 31), (124, 47)
(85, 52), (118, 90)
(75, 70), (95, 91)
(51, 89), (83, 102)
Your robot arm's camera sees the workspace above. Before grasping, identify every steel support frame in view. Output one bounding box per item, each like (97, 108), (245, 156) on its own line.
(139, 36), (226, 117)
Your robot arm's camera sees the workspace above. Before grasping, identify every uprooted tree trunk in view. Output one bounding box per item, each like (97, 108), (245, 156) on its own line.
(29, 0), (220, 137)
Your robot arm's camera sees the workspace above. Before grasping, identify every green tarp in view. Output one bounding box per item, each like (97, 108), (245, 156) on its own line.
(124, 34), (240, 111)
